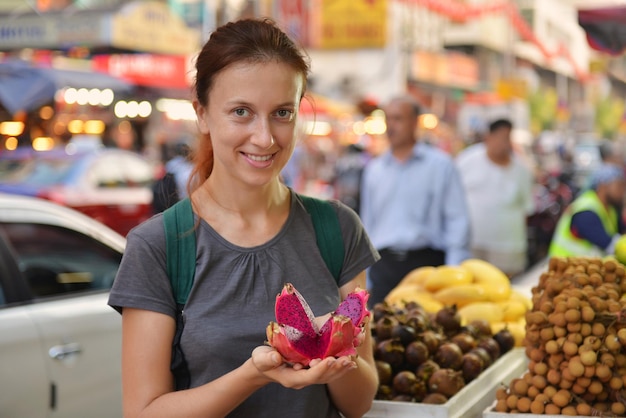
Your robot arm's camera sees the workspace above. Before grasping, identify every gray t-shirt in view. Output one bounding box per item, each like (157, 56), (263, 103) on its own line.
(108, 192), (379, 418)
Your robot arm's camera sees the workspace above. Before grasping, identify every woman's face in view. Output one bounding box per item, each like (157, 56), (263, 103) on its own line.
(195, 60), (305, 187)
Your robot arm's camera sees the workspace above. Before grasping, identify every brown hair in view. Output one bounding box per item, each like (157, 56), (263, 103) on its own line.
(188, 18), (310, 193)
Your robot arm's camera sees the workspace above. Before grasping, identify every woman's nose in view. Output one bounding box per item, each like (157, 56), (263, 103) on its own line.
(251, 119), (275, 149)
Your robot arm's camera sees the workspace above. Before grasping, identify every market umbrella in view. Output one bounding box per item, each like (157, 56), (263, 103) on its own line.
(578, 5), (626, 55)
(0, 60), (133, 115)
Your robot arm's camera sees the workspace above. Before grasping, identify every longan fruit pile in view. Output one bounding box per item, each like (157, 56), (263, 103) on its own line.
(494, 257), (626, 416)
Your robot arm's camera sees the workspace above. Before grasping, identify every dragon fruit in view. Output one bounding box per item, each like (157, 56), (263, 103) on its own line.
(266, 283), (370, 366)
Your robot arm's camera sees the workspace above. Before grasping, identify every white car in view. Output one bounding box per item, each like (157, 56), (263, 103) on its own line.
(0, 193), (125, 417)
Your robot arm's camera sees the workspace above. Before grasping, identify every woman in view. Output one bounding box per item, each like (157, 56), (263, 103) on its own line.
(108, 18), (380, 418)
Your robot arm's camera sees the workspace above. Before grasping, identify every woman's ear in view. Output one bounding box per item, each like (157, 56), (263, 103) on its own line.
(193, 100), (210, 135)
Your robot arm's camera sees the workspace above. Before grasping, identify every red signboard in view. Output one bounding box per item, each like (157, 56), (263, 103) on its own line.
(92, 54), (190, 89)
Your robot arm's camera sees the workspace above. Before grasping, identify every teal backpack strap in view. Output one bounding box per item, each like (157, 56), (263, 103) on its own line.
(299, 194), (345, 282)
(163, 198), (196, 306)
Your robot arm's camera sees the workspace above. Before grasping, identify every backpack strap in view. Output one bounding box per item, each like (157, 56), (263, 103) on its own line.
(163, 197), (196, 306)
(298, 194), (345, 282)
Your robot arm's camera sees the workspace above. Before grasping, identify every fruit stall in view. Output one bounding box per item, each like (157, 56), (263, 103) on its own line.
(364, 257), (626, 417)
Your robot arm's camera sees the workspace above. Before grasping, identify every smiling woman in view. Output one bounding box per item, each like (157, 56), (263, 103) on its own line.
(108, 17), (380, 418)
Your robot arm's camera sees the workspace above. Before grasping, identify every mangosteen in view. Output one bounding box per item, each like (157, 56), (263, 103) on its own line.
(405, 340), (429, 366)
(461, 352), (484, 382)
(428, 368), (465, 397)
(375, 360), (394, 385)
(376, 384), (394, 400)
(376, 339), (406, 370)
(477, 337), (501, 362)
(434, 342), (464, 370)
(405, 311), (430, 333)
(422, 392), (448, 404)
(392, 394), (414, 402)
(451, 332), (477, 353)
(470, 347), (493, 368)
(420, 330), (444, 354)
(493, 328), (515, 354)
(372, 302), (393, 323)
(469, 319), (493, 337)
(375, 316), (400, 341)
(392, 370), (420, 395)
(391, 324), (417, 346)
(435, 305), (462, 334)
(415, 359), (440, 382)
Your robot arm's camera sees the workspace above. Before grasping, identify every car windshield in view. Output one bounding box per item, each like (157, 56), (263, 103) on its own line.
(0, 154), (76, 186)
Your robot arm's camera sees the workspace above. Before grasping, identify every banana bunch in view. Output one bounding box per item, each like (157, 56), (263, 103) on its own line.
(385, 259), (530, 346)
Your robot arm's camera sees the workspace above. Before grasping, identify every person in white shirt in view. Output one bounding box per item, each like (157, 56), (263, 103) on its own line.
(455, 119), (535, 277)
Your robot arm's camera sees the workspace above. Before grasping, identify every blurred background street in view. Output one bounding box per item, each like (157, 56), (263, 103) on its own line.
(1, 0), (626, 265)
(2, 1), (626, 416)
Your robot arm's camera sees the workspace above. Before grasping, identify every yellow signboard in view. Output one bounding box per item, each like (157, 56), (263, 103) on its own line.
(111, 1), (200, 55)
(311, 0), (387, 49)
(496, 78), (527, 100)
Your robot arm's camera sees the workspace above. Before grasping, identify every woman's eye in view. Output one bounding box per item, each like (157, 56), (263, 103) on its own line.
(276, 109), (294, 120)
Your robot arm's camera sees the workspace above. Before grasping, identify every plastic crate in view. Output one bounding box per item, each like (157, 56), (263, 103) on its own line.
(364, 348), (528, 418)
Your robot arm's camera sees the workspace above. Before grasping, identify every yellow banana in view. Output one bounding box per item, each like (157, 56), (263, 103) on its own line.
(476, 282), (511, 302)
(423, 265), (474, 292)
(461, 258), (509, 285)
(458, 301), (504, 325)
(497, 299), (528, 322)
(397, 266), (436, 289)
(385, 286), (444, 313)
(433, 284), (488, 307)
(508, 289), (533, 310)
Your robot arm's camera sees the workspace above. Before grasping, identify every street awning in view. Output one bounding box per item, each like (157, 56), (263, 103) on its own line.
(0, 60), (133, 115)
(578, 5), (626, 55)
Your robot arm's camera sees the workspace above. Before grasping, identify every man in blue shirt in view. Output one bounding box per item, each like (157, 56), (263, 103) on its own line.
(360, 96), (471, 306)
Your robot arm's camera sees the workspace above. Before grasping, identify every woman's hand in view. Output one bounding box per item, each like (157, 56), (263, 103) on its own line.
(250, 346), (357, 390)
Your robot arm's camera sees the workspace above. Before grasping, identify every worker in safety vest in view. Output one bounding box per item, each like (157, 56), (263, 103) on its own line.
(549, 163), (625, 257)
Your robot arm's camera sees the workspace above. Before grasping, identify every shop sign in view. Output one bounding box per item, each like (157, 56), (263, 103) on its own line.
(0, 16), (57, 48)
(496, 78), (527, 100)
(57, 15), (108, 46)
(311, 0), (387, 49)
(92, 54), (191, 89)
(111, 1), (200, 55)
(274, 0), (309, 47)
(411, 51), (479, 90)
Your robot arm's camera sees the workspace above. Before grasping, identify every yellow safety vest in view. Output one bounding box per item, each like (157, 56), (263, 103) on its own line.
(548, 190), (618, 257)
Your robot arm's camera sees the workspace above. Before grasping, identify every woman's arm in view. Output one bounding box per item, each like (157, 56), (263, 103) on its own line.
(121, 308), (362, 418)
(327, 271), (379, 418)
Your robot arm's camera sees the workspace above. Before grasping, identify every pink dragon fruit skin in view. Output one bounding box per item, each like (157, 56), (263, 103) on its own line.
(266, 283), (369, 366)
